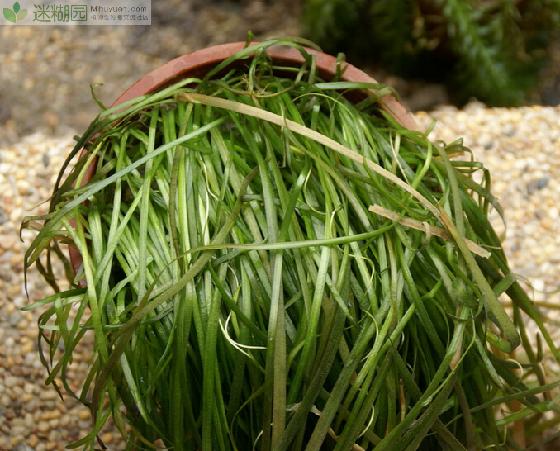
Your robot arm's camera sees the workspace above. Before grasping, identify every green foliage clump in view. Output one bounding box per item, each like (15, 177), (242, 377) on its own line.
(304, 0), (560, 105)
(24, 40), (560, 450)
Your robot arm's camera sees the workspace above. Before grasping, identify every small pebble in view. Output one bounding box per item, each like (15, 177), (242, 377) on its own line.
(0, 207), (7, 225)
(527, 176), (550, 194)
(416, 105), (560, 346)
(28, 435), (38, 448)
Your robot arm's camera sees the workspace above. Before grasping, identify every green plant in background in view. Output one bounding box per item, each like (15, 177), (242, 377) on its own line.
(303, 0), (560, 106)
(23, 40), (560, 450)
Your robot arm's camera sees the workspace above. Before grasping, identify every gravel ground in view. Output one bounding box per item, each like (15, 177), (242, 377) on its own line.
(0, 133), (133, 449)
(0, 135), (106, 450)
(417, 106), (560, 402)
(416, 104), (560, 313)
(1, 105), (558, 449)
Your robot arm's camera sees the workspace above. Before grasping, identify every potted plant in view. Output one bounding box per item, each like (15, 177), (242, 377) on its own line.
(24, 38), (559, 450)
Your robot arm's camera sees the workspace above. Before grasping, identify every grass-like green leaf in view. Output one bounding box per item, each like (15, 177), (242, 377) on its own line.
(23, 38), (559, 450)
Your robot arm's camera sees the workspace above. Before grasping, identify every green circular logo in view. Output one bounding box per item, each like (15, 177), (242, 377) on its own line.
(3, 2), (27, 23)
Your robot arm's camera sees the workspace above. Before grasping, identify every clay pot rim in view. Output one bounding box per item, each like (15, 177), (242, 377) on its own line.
(69, 41), (417, 273)
(112, 41), (416, 129)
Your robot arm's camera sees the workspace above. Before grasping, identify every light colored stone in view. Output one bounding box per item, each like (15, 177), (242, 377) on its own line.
(41, 410), (60, 421)
(101, 432), (113, 444)
(28, 435), (38, 448)
(4, 376), (18, 388)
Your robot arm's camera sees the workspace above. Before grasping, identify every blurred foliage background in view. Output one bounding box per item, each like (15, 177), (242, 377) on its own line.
(303, 0), (560, 106)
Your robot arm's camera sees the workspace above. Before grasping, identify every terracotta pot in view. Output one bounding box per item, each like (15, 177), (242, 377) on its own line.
(69, 41), (417, 272)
